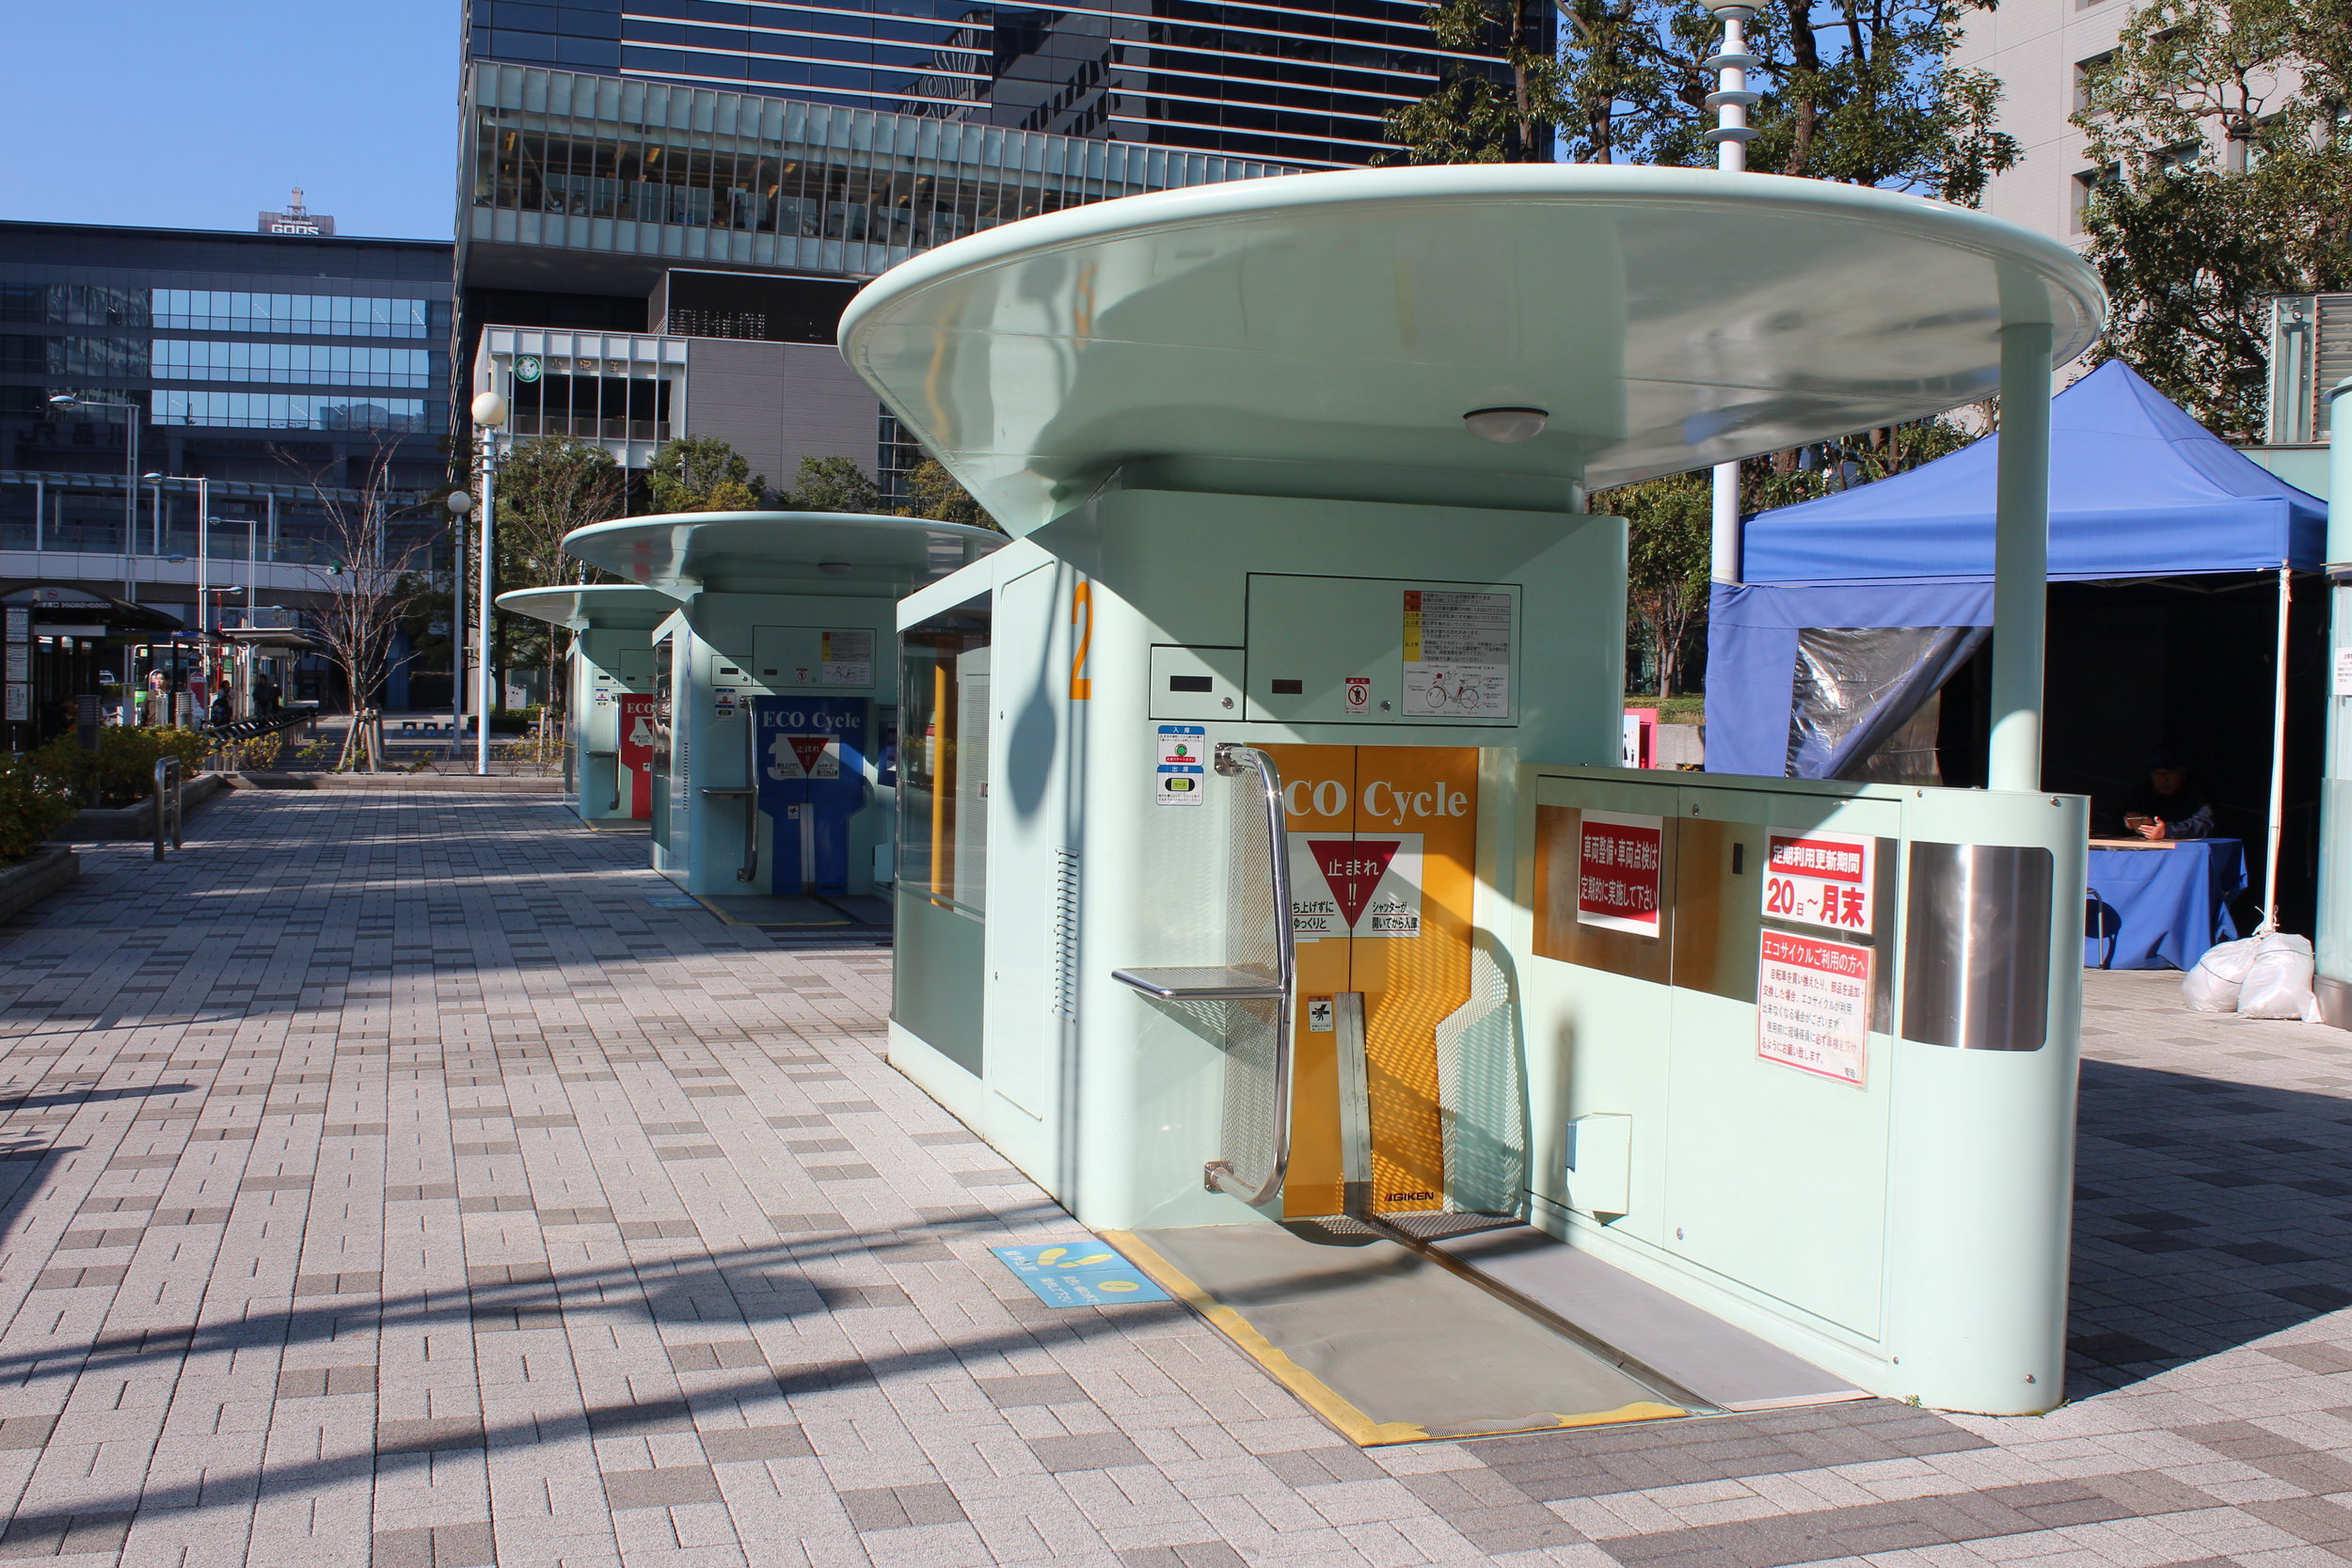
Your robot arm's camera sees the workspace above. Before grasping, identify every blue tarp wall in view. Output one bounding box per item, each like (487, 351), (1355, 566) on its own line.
(1706, 361), (2327, 779)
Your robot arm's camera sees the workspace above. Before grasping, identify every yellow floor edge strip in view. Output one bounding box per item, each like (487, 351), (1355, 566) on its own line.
(1104, 1230), (1688, 1447)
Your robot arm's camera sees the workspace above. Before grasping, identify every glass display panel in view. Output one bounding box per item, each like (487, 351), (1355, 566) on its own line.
(898, 592), (991, 916)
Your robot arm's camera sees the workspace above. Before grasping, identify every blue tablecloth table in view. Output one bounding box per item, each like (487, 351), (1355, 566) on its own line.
(2083, 837), (2247, 971)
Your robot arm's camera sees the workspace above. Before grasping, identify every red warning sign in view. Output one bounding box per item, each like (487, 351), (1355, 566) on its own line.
(1576, 810), (1663, 937)
(1310, 839), (1400, 927)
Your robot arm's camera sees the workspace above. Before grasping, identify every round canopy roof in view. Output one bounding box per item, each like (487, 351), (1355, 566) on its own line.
(561, 512), (1004, 599)
(495, 584), (675, 631)
(839, 165), (2106, 537)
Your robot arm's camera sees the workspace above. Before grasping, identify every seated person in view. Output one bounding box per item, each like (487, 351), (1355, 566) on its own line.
(2121, 747), (2214, 840)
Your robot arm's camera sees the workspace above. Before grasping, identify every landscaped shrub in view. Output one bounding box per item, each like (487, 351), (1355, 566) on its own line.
(29, 727), (212, 809)
(0, 757), (75, 863)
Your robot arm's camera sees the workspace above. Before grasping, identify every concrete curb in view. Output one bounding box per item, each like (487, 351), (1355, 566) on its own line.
(65, 773), (228, 842)
(0, 846), (80, 922)
(227, 771), (564, 794)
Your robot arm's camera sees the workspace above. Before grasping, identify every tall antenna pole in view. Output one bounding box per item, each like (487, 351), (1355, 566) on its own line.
(1706, 4), (1759, 586)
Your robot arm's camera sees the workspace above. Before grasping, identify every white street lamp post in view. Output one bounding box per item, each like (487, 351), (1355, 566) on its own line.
(470, 390), (510, 776)
(1706, 3), (1760, 586)
(46, 393), (140, 553)
(446, 489), (473, 756)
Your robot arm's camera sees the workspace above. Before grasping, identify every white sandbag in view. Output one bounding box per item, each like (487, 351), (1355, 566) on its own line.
(2238, 932), (2321, 1022)
(2182, 935), (2260, 1013)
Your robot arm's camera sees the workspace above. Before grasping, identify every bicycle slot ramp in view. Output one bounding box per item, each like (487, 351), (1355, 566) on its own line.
(1113, 1219), (1862, 1446)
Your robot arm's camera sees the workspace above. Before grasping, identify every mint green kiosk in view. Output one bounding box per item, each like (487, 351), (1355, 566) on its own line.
(496, 584), (671, 827)
(562, 513), (1001, 923)
(850, 166), (2106, 1433)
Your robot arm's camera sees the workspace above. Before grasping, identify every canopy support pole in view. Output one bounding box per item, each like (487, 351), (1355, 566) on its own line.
(1988, 321), (2054, 793)
(2260, 563), (2292, 935)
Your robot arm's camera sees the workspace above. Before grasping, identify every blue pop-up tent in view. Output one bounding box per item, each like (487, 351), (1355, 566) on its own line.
(1706, 359), (2326, 780)
(1704, 358), (2327, 934)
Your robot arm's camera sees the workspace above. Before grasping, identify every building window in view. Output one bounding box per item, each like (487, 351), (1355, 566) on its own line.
(151, 291), (430, 340)
(0, 284), (149, 326)
(2073, 51), (2115, 113)
(506, 372), (673, 442)
(152, 391), (427, 431)
(2071, 166), (2118, 233)
(1, 336), (149, 377)
(151, 341), (433, 388)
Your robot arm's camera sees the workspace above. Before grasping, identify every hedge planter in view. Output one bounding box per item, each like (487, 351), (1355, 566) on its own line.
(0, 846), (79, 922)
(66, 772), (227, 841)
(229, 772), (561, 794)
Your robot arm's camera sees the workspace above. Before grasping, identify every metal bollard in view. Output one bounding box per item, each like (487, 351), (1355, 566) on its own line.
(152, 755), (184, 862)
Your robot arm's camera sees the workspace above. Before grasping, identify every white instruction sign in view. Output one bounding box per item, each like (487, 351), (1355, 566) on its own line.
(1761, 831), (1875, 934)
(767, 732), (841, 780)
(2336, 647), (2352, 698)
(821, 629), (874, 687)
(1155, 724), (1205, 805)
(1402, 590), (1510, 718)
(1756, 930), (1872, 1086)
(712, 687), (739, 721)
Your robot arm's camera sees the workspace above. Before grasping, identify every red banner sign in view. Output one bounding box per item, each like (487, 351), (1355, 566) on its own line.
(1576, 810), (1662, 937)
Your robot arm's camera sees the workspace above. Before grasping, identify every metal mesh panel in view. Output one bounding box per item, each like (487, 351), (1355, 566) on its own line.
(1216, 749), (1285, 1197)
(1435, 945), (1526, 1218)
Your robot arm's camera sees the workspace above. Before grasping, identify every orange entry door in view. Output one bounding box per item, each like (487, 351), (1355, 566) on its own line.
(1263, 745), (1479, 1219)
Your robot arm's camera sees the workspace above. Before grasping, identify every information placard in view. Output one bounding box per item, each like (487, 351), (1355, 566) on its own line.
(1761, 831), (1875, 934)
(1576, 810), (1663, 937)
(1401, 589), (1511, 718)
(1756, 930), (1872, 1085)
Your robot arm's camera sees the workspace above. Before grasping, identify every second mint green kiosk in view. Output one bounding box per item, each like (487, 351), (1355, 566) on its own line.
(849, 165), (2106, 1433)
(564, 512), (1000, 925)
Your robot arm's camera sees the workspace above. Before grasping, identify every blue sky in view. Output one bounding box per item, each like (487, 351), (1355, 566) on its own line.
(1, 1), (458, 240)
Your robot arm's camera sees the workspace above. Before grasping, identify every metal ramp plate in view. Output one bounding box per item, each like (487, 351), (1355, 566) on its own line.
(1115, 1222), (1691, 1445)
(692, 894), (887, 930)
(1431, 1227), (1867, 1413)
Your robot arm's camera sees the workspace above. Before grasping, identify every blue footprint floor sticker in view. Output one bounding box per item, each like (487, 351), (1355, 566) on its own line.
(993, 1242), (1170, 1307)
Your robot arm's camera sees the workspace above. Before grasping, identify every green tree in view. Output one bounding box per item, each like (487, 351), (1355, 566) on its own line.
(901, 458), (999, 531)
(650, 436), (767, 513)
(1388, 0), (2018, 203)
(2073, 0), (2352, 439)
(495, 435), (628, 719)
(1382, 0), (1559, 163)
(785, 455), (888, 514)
(1600, 470), (1711, 698)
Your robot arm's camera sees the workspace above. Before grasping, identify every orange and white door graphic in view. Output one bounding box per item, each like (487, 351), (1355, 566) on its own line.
(1263, 745), (1479, 1219)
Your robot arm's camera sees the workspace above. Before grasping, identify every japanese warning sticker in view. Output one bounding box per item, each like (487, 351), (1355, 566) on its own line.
(1756, 930), (1872, 1085)
(820, 628), (874, 687)
(765, 733), (841, 780)
(1575, 810), (1662, 938)
(1155, 724), (1205, 805)
(1401, 589), (1511, 718)
(1761, 832), (1874, 934)
(1290, 834), (1422, 941)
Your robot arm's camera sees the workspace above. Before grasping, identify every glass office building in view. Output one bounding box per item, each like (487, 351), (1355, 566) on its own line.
(464, 0), (1519, 169)
(0, 222), (453, 678)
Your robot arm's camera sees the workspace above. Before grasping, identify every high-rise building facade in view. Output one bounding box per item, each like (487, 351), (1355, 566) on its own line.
(0, 223), (452, 605)
(453, 0), (1512, 499)
(463, 0), (1504, 170)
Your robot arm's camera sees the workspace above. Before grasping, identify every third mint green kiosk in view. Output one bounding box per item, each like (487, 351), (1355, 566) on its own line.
(850, 166), (2106, 1436)
(564, 512), (1000, 926)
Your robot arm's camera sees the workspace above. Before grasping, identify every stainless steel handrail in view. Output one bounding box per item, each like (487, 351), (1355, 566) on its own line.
(695, 785), (759, 882)
(1201, 740), (1296, 1209)
(151, 756), (183, 862)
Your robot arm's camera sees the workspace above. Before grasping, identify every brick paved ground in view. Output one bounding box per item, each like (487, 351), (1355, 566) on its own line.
(4, 791), (2352, 1568)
